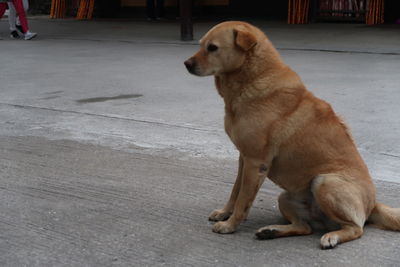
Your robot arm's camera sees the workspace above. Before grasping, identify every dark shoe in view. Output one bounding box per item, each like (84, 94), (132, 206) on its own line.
(10, 30), (20, 39)
(16, 24), (24, 34)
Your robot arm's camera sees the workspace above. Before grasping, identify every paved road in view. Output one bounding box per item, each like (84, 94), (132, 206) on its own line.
(2, 136), (400, 266)
(0, 18), (400, 266)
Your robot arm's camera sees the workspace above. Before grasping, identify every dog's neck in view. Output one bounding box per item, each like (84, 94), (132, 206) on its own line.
(214, 41), (285, 107)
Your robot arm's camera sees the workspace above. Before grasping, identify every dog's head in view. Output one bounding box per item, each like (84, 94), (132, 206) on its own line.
(184, 21), (260, 76)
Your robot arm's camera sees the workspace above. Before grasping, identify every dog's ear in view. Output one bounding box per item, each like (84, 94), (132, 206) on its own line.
(233, 28), (257, 51)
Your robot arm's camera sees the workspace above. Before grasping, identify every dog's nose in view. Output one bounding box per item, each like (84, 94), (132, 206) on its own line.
(184, 58), (195, 72)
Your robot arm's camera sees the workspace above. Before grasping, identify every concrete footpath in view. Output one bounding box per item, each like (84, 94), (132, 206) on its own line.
(0, 18), (400, 266)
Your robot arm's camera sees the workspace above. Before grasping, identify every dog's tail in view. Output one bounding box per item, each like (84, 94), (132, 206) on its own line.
(367, 203), (400, 231)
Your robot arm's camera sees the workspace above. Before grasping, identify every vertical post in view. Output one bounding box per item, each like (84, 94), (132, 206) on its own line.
(180, 0), (193, 41)
(311, 0), (318, 23)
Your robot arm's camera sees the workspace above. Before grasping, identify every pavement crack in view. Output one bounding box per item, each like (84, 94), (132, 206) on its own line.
(0, 102), (219, 133)
(45, 37), (400, 56)
(379, 152), (400, 159)
(47, 37), (198, 46)
(278, 47), (400, 56)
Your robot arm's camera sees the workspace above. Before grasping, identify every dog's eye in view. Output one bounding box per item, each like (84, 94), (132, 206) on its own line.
(207, 44), (218, 52)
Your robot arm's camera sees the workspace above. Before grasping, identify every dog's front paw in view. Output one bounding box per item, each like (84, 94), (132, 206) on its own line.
(212, 221), (236, 234)
(209, 209), (232, 221)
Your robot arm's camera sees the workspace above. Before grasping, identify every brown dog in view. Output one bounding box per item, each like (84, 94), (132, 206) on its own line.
(184, 21), (400, 249)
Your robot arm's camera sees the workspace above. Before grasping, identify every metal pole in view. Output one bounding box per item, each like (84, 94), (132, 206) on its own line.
(180, 0), (193, 41)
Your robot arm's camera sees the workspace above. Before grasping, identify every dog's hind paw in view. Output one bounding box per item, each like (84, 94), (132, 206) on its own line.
(320, 233), (339, 249)
(255, 228), (279, 240)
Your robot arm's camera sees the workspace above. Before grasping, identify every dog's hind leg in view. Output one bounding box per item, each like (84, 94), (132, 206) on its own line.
(311, 174), (371, 249)
(256, 191), (312, 239)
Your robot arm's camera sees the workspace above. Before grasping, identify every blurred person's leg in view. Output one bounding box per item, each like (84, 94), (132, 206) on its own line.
(11, 0), (28, 33)
(146, 0), (155, 19)
(8, 3), (17, 31)
(7, 3), (20, 38)
(15, 0), (29, 29)
(156, 0), (165, 18)
(0, 3), (7, 18)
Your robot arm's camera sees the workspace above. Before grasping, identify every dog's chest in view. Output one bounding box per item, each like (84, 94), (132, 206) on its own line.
(224, 114), (235, 141)
(225, 117), (245, 149)
(224, 113), (267, 156)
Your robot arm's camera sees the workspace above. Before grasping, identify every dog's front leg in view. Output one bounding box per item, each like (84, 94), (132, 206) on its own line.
(209, 155), (244, 222)
(212, 157), (267, 234)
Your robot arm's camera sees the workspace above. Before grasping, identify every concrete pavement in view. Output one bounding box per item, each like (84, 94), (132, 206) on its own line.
(0, 18), (400, 266)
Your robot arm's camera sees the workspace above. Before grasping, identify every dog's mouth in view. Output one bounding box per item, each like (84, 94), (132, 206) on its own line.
(186, 66), (198, 75)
